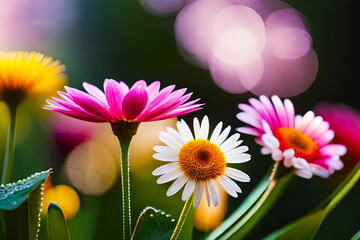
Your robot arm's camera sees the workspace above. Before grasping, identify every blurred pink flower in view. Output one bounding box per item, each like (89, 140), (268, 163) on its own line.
(237, 95), (346, 179)
(314, 103), (360, 165)
(48, 114), (95, 156)
(44, 79), (203, 123)
(0, 0), (77, 49)
(173, 0), (318, 97)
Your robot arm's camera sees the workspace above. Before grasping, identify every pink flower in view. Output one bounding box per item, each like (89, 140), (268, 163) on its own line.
(44, 79), (203, 123)
(236, 95), (346, 179)
(314, 102), (360, 166)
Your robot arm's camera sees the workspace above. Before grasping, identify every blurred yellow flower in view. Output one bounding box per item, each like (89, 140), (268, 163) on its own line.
(193, 183), (228, 232)
(0, 51), (66, 106)
(42, 184), (80, 220)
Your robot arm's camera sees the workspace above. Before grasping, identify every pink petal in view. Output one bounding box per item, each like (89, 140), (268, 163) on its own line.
(146, 81), (161, 102)
(104, 79), (126, 119)
(284, 99), (295, 128)
(65, 86), (115, 122)
(319, 144), (347, 156)
(271, 95), (288, 127)
(236, 127), (262, 137)
(122, 86), (148, 120)
(260, 95), (280, 129)
(83, 82), (108, 107)
(131, 80), (147, 90)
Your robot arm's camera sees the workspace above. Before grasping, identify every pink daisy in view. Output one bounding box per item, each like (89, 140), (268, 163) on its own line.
(315, 102), (360, 166)
(44, 79), (203, 123)
(236, 95), (346, 179)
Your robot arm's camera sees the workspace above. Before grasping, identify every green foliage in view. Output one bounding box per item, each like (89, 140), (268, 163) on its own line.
(47, 202), (70, 240)
(350, 229), (360, 240)
(178, 203), (194, 240)
(132, 207), (176, 240)
(207, 163), (292, 240)
(0, 169), (51, 210)
(0, 169), (51, 240)
(264, 161), (360, 240)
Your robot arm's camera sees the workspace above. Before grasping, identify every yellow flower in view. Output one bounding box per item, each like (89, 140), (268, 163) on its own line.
(0, 51), (66, 106)
(42, 184), (80, 220)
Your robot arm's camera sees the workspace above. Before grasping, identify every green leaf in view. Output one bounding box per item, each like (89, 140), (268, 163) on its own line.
(47, 202), (70, 240)
(207, 167), (272, 240)
(132, 206), (176, 240)
(264, 161), (360, 240)
(0, 169), (51, 210)
(208, 162), (293, 240)
(350, 229), (360, 240)
(0, 169), (52, 240)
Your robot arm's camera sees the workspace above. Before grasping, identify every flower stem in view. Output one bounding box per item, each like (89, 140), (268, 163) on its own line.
(170, 194), (194, 240)
(111, 121), (140, 240)
(1, 103), (19, 184)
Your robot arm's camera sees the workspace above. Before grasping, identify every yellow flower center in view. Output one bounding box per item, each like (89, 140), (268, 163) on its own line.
(275, 127), (319, 160)
(178, 139), (226, 181)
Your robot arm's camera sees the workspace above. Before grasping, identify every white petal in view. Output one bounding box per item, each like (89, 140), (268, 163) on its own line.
(152, 162), (179, 176)
(294, 168), (313, 179)
(236, 112), (262, 129)
(303, 116), (323, 137)
(177, 120), (194, 142)
(223, 175), (242, 193)
(153, 152), (178, 162)
(261, 147), (273, 155)
(213, 125), (231, 146)
(225, 146), (249, 156)
(208, 180), (220, 207)
(156, 170), (183, 184)
(226, 153), (251, 163)
(262, 134), (280, 149)
(199, 116), (209, 139)
(217, 176), (238, 198)
(283, 158), (293, 168)
(283, 149), (295, 159)
(292, 158), (308, 169)
(153, 145), (176, 154)
(167, 127), (187, 146)
(219, 133), (241, 153)
(204, 182), (211, 207)
(193, 183), (203, 209)
(210, 121), (223, 143)
(159, 131), (182, 151)
(262, 120), (272, 134)
(193, 117), (201, 139)
(315, 130), (335, 147)
(166, 175), (188, 196)
(319, 144), (347, 156)
(299, 111), (315, 133)
(272, 149), (283, 161)
(225, 167), (250, 182)
(182, 179), (196, 201)
(294, 115), (302, 130)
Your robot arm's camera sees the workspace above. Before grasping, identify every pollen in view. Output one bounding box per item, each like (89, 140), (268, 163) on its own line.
(178, 139), (226, 181)
(275, 127), (319, 160)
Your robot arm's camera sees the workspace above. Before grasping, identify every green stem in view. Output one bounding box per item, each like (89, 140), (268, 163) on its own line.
(111, 120), (140, 240)
(1, 103), (19, 184)
(118, 136), (131, 240)
(171, 194), (194, 240)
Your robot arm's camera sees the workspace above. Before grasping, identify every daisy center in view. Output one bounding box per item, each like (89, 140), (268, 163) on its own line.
(178, 139), (226, 181)
(275, 127), (319, 160)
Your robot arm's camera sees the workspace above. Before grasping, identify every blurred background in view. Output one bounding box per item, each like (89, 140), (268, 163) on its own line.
(0, 0), (359, 239)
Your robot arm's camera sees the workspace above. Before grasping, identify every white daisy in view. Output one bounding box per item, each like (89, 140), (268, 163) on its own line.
(152, 115), (251, 208)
